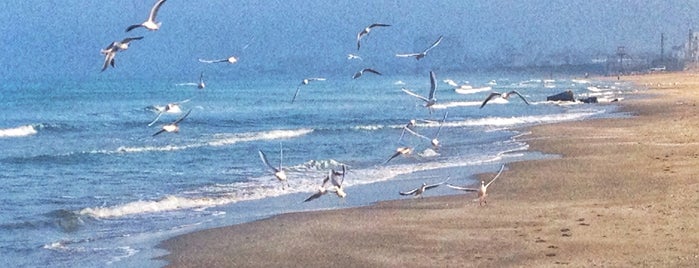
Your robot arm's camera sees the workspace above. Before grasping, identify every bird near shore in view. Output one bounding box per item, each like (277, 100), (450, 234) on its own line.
(395, 35), (444, 60)
(152, 109), (191, 137)
(352, 68), (382, 79)
(258, 144), (288, 187)
(400, 177), (450, 198)
(126, 0), (168, 32)
(480, 90), (531, 108)
(401, 71), (438, 113)
(291, 77), (326, 103)
(446, 164), (505, 206)
(304, 165), (347, 202)
(100, 36), (143, 72)
(356, 23), (391, 50)
(198, 56), (238, 64)
(384, 146), (413, 164)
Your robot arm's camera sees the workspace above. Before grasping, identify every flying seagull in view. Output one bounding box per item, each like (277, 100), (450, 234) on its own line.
(291, 77), (326, 103)
(258, 144), (288, 187)
(402, 112), (448, 147)
(347, 54), (363, 60)
(352, 68), (382, 79)
(100, 36), (143, 72)
(395, 35), (444, 60)
(384, 146), (413, 164)
(126, 0), (168, 32)
(401, 71), (438, 113)
(446, 164), (505, 206)
(197, 72), (205, 89)
(152, 109), (191, 137)
(147, 99), (191, 126)
(304, 165), (347, 202)
(480, 90), (531, 108)
(198, 56), (238, 64)
(400, 177), (450, 198)
(356, 23), (391, 50)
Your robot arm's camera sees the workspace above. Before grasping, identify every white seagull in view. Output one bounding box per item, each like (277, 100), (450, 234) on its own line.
(291, 77), (326, 103)
(446, 164), (505, 206)
(356, 23), (391, 50)
(384, 146), (413, 164)
(395, 35), (444, 60)
(126, 0), (168, 32)
(147, 99), (191, 126)
(480, 90), (531, 108)
(198, 56), (238, 64)
(258, 144), (288, 187)
(152, 109), (191, 137)
(400, 177), (450, 198)
(352, 68), (382, 79)
(100, 36), (143, 72)
(402, 112), (448, 147)
(304, 165), (347, 202)
(347, 54), (363, 60)
(401, 71), (438, 113)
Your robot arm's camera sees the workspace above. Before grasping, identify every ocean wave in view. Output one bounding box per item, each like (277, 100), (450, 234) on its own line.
(0, 125), (38, 138)
(113, 129), (314, 154)
(444, 111), (603, 128)
(454, 86), (491, 95)
(432, 101), (482, 109)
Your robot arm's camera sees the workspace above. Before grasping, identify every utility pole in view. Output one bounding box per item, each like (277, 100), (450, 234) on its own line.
(660, 33), (665, 64)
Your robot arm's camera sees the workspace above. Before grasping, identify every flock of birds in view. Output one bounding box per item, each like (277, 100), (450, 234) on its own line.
(100, 0), (523, 206)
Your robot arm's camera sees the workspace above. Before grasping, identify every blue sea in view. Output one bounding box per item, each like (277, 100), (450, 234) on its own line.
(0, 71), (636, 267)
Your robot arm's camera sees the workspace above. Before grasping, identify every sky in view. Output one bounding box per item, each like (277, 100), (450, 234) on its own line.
(1, 0), (698, 80)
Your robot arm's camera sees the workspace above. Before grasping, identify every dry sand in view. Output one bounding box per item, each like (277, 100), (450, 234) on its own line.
(160, 72), (699, 267)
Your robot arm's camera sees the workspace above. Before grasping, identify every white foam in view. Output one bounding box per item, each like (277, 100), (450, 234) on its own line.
(432, 101), (482, 109)
(0, 125), (38, 138)
(113, 129), (313, 154)
(454, 86), (491, 95)
(444, 111), (603, 128)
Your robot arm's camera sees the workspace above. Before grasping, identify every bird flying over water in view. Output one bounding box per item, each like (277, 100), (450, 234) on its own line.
(479, 90), (531, 108)
(395, 35), (444, 60)
(446, 165), (505, 206)
(100, 36), (143, 72)
(197, 72), (205, 89)
(401, 71), (438, 113)
(352, 68), (382, 79)
(356, 23), (391, 50)
(126, 0), (168, 32)
(198, 56), (238, 64)
(304, 165), (347, 202)
(291, 77), (326, 103)
(152, 109), (191, 137)
(384, 146), (413, 164)
(400, 177), (450, 198)
(258, 144), (288, 187)
(347, 54), (363, 60)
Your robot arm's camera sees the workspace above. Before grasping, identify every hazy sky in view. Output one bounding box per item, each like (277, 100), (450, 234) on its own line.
(1, 1), (698, 80)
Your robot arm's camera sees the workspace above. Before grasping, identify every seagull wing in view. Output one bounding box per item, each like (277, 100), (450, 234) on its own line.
(363, 68), (382, 75)
(403, 127), (430, 141)
(435, 112), (448, 138)
(395, 53), (421, 58)
(369, 23), (391, 28)
(479, 92), (503, 109)
(423, 183), (441, 191)
(125, 24), (143, 32)
(428, 71), (437, 100)
(399, 187), (419, 196)
(152, 128), (166, 137)
(484, 165), (505, 188)
(101, 52), (116, 72)
(258, 150), (279, 172)
(149, 0), (168, 21)
(198, 58), (227, 63)
(291, 85), (302, 104)
(508, 90), (531, 105)
(384, 151), (402, 164)
(445, 184), (478, 192)
(121, 36), (144, 44)
(147, 112), (164, 127)
(423, 35), (443, 53)
(401, 88), (429, 103)
(172, 109), (191, 124)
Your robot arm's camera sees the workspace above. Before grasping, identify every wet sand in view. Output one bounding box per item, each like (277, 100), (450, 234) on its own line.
(159, 72), (699, 267)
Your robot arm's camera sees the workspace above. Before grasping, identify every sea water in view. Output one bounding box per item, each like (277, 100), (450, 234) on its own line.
(0, 72), (636, 267)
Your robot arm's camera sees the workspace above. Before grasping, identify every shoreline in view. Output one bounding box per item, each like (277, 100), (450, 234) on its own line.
(158, 72), (699, 267)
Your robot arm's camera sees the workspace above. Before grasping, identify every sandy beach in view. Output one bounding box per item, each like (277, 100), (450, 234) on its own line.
(159, 72), (699, 267)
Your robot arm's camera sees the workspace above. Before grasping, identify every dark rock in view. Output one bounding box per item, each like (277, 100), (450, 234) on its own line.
(578, 96), (598, 103)
(547, 90), (575, 102)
